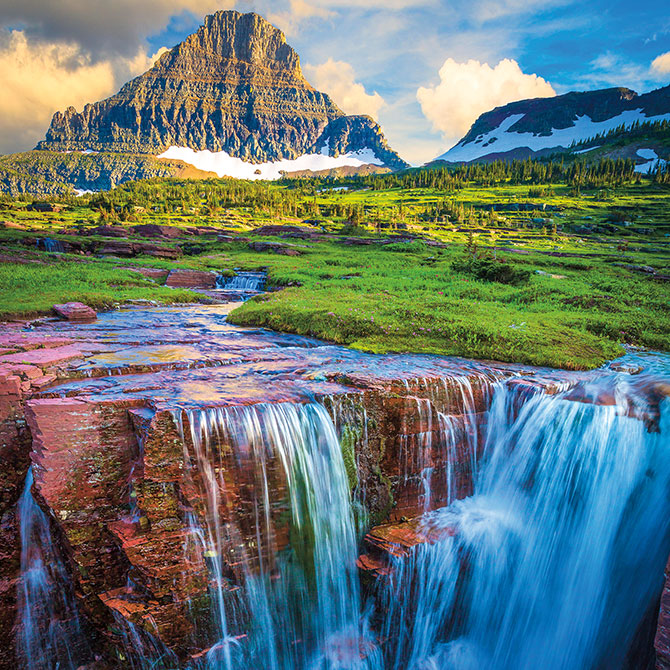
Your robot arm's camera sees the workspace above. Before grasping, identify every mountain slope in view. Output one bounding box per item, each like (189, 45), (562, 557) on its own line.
(37, 11), (407, 173)
(437, 85), (670, 164)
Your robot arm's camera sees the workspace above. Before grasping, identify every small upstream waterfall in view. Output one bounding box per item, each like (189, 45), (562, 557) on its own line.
(17, 468), (91, 670)
(216, 271), (266, 297)
(380, 379), (670, 670)
(179, 402), (379, 670)
(35, 238), (65, 253)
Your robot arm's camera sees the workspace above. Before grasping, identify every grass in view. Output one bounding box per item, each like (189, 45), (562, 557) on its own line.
(0, 175), (668, 369)
(0, 260), (196, 318)
(225, 240), (666, 369)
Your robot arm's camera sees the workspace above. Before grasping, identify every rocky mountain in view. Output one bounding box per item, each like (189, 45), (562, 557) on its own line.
(437, 85), (670, 165)
(37, 11), (407, 173)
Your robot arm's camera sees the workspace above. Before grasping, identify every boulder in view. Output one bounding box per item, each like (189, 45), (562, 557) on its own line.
(132, 224), (185, 239)
(165, 269), (218, 288)
(53, 302), (97, 322)
(90, 225), (129, 238)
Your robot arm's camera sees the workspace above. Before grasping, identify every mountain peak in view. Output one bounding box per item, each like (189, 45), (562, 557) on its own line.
(154, 10), (307, 85)
(35, 10), (406, 170)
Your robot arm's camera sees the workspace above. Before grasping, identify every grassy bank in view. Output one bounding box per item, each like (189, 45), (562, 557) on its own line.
(0, 260), (196, 318)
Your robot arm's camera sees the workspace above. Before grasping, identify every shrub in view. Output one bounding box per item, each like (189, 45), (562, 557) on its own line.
(452, 255), (531, 285)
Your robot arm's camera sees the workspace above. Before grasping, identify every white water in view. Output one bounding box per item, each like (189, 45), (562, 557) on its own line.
(17, 468), (91, 669)
(381, 381), (670, 669)
(178, 402), (379, 670)
(16, 357), (670, 669)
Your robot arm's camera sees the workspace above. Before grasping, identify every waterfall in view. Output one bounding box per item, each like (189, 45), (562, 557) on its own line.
(35, 238), (66, 253)
(379, 376), (670, 670)
(179, 402), (379, 670)
(17, 468), (91, 670)
(216, 271), (266, 295)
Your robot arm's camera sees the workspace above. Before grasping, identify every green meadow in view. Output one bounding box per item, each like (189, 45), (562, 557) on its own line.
(1, 161), (668, 370)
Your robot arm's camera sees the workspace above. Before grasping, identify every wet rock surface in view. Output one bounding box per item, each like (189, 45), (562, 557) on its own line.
(53, 302), (97, 322)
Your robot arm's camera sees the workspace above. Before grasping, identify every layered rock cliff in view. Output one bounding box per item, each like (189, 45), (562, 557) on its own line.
(37, 11), (407, 170)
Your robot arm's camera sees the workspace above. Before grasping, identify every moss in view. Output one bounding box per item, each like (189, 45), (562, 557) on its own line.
(339, 424), (360, 491)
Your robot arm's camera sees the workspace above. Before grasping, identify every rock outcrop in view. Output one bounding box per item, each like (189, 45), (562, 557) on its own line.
(37, 11), (407, 170)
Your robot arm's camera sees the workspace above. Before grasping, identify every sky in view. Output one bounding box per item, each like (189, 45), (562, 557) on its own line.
(0, 0), (668, 164)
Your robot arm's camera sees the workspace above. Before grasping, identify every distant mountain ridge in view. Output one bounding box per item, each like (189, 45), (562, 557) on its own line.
(437, 85), (670, 165)
(37, 10), (407, 172)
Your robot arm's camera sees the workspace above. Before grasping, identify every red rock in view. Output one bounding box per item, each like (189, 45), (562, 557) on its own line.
(1, 375), (21, 395)
(0, 334), (73, 351)
(89, 224), (129, 237)
(249, 241), (302, 256)
(120, 266), (170, 283)
(0, 344), (84, 367)
(53, 302), (97, 322)
(165, 269), (218, 288)
(31, 374), (57, 389)
(132, 224), (185, 239)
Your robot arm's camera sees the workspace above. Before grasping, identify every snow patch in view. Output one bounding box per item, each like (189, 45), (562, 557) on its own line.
(158, 145), (383, 180)
(634, 149), (666, 174)
(437, 109), (670, 163)
(636, 148), (658, 160)
(574, 145), (601, 155)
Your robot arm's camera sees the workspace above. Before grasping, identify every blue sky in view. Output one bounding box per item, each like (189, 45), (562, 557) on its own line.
(0, 0), (668, 162)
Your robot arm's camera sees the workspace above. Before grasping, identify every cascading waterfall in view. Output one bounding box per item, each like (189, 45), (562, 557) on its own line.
(17, 468), (91, 670)
(16, 348), (670, 669)
(35, 238), (65, 253)
(178, 402), (380, 670)
(398, 375), (488, 514)
(379, 376), (670, 670)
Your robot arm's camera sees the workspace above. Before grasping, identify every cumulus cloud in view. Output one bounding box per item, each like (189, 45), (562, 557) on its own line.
(0, 0), (228, 57)
(303, 59), (385, 118)
(417, 58), (555, 148)
(651, 52), (670, 75)
(0, 30), (165, 154)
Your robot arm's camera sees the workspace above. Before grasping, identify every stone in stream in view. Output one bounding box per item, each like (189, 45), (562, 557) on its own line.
(53, 302), (97, 322)
(165, 269), (218, 288)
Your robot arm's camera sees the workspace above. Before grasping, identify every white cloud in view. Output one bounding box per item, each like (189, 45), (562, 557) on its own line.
(652, 51), (670, 75)
(0, 30), (165, 154)
(417, 58), (555, 148)
(303, 59), (385, 119)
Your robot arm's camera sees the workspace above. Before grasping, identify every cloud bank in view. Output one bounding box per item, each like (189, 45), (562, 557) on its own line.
(0, 0), (227, 57)
(303, 59), (385, 119)
(417, 58), (556, 150)
(0, 30), (164, 154)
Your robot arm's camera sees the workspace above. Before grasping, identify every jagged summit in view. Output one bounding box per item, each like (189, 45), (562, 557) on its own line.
(37, 10), (407, 171)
